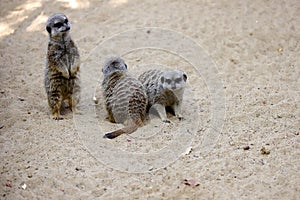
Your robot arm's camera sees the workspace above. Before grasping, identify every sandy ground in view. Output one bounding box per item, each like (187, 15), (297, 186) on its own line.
(0, 0), (300, 199)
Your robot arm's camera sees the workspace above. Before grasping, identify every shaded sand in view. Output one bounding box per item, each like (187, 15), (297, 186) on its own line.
(0, 0), (299, 199)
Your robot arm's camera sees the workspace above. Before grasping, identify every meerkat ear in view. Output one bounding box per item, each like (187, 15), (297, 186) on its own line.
(183, 73), (187, 82)
(160, 76), (164, 83)
(46, 26), (51, 33)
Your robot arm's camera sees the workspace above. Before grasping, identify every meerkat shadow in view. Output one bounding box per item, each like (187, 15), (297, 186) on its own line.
(165, 106), (176, 116)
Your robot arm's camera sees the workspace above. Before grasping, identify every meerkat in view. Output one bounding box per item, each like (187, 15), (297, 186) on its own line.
(138, 69), (187, 123)
(102, 57), (148, 139)
(44, 13), (80, 120)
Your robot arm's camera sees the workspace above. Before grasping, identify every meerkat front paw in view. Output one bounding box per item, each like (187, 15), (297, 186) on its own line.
(176, 113), (184, 121)
(177, 116), (184, 121)
(53, 116), (63, 120)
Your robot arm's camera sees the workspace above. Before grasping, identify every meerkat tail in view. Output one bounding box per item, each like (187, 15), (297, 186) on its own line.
(103, 119), (143, 139)
(103, 124), (139, 139)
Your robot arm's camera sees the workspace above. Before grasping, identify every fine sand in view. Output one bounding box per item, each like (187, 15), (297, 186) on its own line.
(0, 0), (299, 199)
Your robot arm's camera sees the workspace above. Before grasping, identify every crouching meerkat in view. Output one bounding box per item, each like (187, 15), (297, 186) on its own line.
(138, 69), (187, 123)
(102, 57), (148, 139)
(44, 13), (80, 119)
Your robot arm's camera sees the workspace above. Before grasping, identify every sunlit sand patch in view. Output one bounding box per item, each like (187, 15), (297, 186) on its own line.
(0, 23), (15, 38)
(109, 0), (128, 8)
(0, 0), (42, 38)
(56, 0), (90, 9)
(26, 12), (48, 32)
(21, 1), (42, 11)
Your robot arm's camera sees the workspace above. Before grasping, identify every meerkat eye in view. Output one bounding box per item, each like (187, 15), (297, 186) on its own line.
(160, 77), (164, 83)
(110, 61), (117, 67)
(64, 19), (68, 23)
(183, 73), (187, 81)
(54, 22), (63, 28)
(124, 64), (127, 69)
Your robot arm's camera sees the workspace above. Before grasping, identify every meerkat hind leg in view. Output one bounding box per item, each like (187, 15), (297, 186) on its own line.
(48, 93), (63, 120)
(106, 114), (116, 123)
(151, 103), (170, 123)
(104, 108), (116, 123)
(68, 97), (74, 111)
(51, 99), (63, 120)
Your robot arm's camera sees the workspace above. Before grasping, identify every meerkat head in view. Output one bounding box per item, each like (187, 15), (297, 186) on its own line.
(46, 13), (71, 40)
(102, 57), (128, 76)
(160, 69), (187, 91)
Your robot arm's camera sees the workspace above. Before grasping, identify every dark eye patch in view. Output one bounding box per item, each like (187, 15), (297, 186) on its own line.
(165, 79), (172, 84)
(54, 22), (63, 28)
(64, 18), (68, 23)
(175, 78), (182, 83)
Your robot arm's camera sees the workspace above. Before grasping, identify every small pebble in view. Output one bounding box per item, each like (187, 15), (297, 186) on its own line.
(75, 167), (81, 171)
(5, 182), (12, 187)
(261, 147), (270, 155)
(21, 183), (27, 190)
(93, 96), (99, 104)
(75, 167), (85, 172)
(243, 146), (250, 150)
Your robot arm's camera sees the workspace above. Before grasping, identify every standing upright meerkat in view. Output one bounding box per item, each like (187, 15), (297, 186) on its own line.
(44, 13), (80, 119)
(102, 57), (148, 139)
(138, 69), (187, 123)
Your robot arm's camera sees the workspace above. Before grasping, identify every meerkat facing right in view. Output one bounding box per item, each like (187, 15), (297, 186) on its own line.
(44, 13), (80, 120)
(138, 69), (187, 123)
(102, 57), (148, 139)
